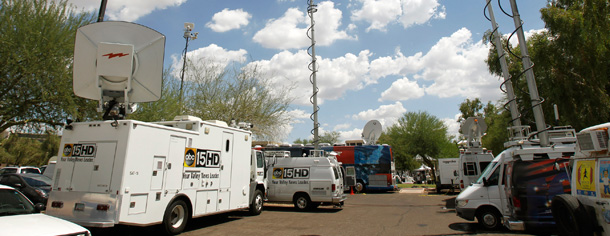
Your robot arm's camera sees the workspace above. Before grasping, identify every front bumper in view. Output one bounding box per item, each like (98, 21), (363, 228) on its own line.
(456, 207), (476, 221)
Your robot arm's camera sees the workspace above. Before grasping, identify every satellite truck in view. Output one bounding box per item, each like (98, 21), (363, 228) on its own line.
(457, 117), (494, 191)
(45, 21), (263, 235)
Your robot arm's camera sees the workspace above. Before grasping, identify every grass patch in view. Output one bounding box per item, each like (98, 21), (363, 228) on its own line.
(397, 183), (435, 188)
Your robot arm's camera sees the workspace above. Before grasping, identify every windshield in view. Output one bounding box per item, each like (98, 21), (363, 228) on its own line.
(22, 175), (52, 187)
(0, 189), (35, 216)
(475, 159), (499, 184)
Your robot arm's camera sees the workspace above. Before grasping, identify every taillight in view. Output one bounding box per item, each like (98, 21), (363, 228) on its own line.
(332, 184), (336, 192)
(460, 180), (464, 189)
(512, 196), (521, 208)
(97, 204), (110, 211)
(51, 201), (64, 208)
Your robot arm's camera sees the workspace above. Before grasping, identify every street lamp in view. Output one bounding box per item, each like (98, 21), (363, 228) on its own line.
(179, 22), (198, 114)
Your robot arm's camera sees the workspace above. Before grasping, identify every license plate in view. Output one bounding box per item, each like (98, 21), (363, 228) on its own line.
(74, 203), (85, 211)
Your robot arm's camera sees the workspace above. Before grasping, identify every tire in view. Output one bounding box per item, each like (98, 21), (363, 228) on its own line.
(355, 181), (365, 193)
(163, 199), (189, 235)
(293, 194), (312, 211)
(551, 194), (593, 236)
(476, 207), (502, 230)
(249, 189), (263, 215)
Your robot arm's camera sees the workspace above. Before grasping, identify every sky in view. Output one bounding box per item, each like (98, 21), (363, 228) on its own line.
(66, 0), (549, 143)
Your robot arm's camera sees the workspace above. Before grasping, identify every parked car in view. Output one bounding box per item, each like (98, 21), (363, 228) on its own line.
(0, 184), (90, 236)
(0, 173), (52, 205)
(0, 166), (41, 175)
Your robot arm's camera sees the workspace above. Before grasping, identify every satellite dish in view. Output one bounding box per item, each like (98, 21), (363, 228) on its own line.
(460, 117), (487, 148)
(362, 120), (382, 145)
(72, 21), (165, 114)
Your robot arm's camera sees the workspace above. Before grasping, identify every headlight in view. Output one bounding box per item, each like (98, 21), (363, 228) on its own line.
(456, 199), (468, 208)
(34, 188), (48, 198)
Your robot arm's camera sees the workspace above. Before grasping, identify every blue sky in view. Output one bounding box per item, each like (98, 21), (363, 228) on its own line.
(67, 0), (548, 143)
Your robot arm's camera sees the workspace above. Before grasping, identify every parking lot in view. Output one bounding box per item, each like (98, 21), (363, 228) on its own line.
(90, 189), (550, 236)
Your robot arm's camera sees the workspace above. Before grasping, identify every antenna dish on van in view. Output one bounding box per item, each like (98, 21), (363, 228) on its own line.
(461, 117), (487, 148)
(362, 120), (382, 145)
(72, 21), (165, 118)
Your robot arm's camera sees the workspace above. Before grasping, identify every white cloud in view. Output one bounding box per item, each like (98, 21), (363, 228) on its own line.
(507, 28), (547, 48)
(418, 28), (500, 101)
(351, 0), (445, 32)
(338, 128), (363, 142)
(206, 8), (251, 32)
(352, 101), (406, 128)
(252, 1), (354, 49)
(442, 113), (461, 139)
(247, 50), (371, 106)
(171, 44), (247, 78)
(333, 123), (352, 131)
(67, 0), (186, 21)
(379, 77), (425, 101)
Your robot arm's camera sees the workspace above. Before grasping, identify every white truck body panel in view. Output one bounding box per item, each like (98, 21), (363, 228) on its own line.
(437, 158), (459, 190)
(458, 148), (494, 190)
(46, 119), (252, 227)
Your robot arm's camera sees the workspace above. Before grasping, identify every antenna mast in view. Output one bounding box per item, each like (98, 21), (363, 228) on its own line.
(507, 0), (549, 147)
(307, 0), (320, 150)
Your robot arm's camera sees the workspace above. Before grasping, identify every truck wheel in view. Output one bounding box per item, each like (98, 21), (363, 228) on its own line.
(551, 194), (592, 236)
(293, 194), (312, 211)
(249, 189), (263, 215)
(163, 199), (189, 235)
(355, 181), (365, 193)
(476, 207), (501, 230)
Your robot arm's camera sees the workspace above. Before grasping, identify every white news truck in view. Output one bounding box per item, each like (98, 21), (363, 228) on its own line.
(458, 117), (494, 190)
(252, 150), (346, 211)
(551, 123), (610, 236)
(436, 158), (459, 193)
(46, 116), (263, 234)
(456, 127), (576, 230)
(45, 21), (263, 235)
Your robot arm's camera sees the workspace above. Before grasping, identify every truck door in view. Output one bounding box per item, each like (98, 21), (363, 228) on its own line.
(55, 142), (117, 193)
(486, 163), (507, 214)
(165, 136), (185, 192)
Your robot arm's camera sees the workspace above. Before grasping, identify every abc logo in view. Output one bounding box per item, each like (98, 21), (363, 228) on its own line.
(184, 149), (196, 167)
(273, 168), (283, 179)
(63, 144), (73, 157)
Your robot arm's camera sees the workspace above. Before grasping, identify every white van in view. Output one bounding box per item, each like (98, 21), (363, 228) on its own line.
(458, 148), (494, 190)
(255, 150), (346, 210)
(455, 127), (576, 230)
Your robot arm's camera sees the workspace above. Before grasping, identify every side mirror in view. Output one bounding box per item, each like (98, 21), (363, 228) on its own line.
(482, 177), (489, 186)
(34, 203), (46, 212)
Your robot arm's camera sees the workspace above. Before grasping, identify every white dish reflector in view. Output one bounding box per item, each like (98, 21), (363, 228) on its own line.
(73, 21), (165, 106)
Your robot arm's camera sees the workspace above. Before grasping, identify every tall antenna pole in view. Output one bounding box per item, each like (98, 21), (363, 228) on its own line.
(179, 23), (198, 115)
(484, 0), (522, 138)
(307, 0), (320, 150)
(508, 0), (549, 147)
(97, 0), (107, 22)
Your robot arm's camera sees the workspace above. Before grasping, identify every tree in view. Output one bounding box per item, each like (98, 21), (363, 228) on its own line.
(0, 132), (59, 166)
(0, 0), (96, 134)
(457, 98), (507, 155)
(458, 98), (484, 122)
(183, 58), (294, 141)
(380, 111), (458, 182)
(292, 131), (340, 145)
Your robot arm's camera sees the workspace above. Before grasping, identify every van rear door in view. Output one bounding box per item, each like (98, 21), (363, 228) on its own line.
(54, 142), (117, 193)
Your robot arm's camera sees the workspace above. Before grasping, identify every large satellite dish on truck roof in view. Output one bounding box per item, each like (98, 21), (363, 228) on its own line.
(73, 21), (165, 114)
(362, 120), (382, 145)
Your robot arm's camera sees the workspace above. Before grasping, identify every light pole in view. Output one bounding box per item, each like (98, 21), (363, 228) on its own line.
(179, 22), (198, 114)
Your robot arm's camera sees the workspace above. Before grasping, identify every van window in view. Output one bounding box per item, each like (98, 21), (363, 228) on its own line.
(256, 152), (264, 168)
(487, 165), (500, 186)
(463, 162), (478, 176)
(479, 162), (491, 173)
(332, 167), (340, 180)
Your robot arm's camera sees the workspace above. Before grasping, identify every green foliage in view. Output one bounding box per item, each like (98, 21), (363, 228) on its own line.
(0, 0), (96, 133)
(0, 132), (59, 166)
(182, 59), (293, 141)
(129, 71), (182, 122)
(380, 111), (457, 178)
(292, 131), (341, 145)
(457, 98), (506, 154)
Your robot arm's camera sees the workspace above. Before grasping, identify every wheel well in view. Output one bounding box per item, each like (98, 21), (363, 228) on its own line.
(256, 184), (265, 195)
(293, 192), (309, 201)
(475, 205), (501, 218)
